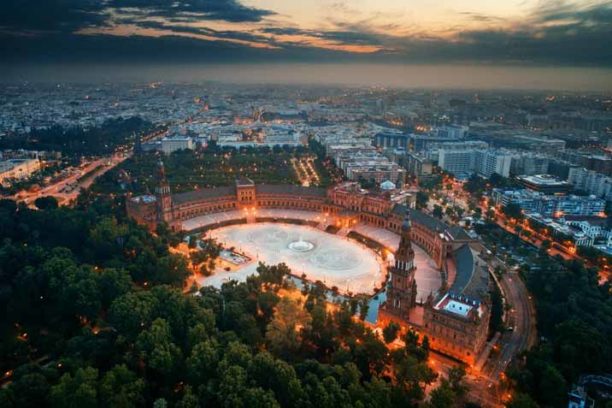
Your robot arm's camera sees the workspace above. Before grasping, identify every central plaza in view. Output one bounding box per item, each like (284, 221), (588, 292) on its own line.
(201, 222), (385, 294)
(193, 217), (441, 301)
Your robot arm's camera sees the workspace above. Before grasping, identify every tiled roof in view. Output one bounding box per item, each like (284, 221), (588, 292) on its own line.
(449, 244), (489, 302)
(255, 184), (327, 197)
(172, 186), (236, 205)
(393, 205), (447, 232)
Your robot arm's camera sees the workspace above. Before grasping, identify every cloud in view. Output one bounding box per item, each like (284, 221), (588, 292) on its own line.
(135, 20), (271, 45)
(0, 0), (611, 66)
(0, 0), (274, 34)
(109, 0), (275, 23)
(0, 0), (107, 33)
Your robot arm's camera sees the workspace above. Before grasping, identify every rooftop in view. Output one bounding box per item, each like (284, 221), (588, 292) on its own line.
(255, 184), (327, 197)
(434, 292), (481, 319)
(448, 244), (489, 301)
(518, 174), (572, 186)
(443, 299), (473, 317)
(172, 186), (236, 205)
(130, 194), (157, 204)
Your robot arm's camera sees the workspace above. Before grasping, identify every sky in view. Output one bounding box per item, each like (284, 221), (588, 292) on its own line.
(0, 0), (611, 88)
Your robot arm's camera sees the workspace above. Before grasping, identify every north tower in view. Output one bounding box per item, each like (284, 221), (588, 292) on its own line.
(384, 212), (418, 319)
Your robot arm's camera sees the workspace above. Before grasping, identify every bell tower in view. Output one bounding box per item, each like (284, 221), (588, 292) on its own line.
(385, 211), (417, 319)
(155, 159), (173, 223)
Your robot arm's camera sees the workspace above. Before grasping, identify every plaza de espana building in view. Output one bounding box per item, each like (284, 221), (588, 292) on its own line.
(127, 161), (492, 365)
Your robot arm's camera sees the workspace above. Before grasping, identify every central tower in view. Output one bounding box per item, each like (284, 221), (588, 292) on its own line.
(385, 212), (417, 319)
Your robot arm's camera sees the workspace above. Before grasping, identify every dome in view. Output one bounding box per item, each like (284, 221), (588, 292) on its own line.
(380, 180), (396, 191)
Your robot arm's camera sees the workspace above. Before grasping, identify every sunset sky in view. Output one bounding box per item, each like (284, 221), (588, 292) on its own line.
(1, 0), (611, 66)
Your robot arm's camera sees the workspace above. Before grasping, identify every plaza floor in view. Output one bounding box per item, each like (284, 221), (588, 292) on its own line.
(200, 223), (386, 294)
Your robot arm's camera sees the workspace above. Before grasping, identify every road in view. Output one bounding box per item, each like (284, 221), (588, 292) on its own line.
(485, 269), (536, 379)
(12, 153), (129, 206)
(9, 127), (168, 207)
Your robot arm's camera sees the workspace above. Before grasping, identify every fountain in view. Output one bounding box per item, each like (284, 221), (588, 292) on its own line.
(288, 235), (315, 252)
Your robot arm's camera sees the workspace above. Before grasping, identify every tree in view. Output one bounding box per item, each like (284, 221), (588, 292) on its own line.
(416, 191), (429, 209)
(266, 297), (312, 359)
(50, 367), (98, 408)
(257, 262), (289, 285)
(503, 203), (523, 221)
(447, 366), (468, 397)
(34, 196), (59, 210)
(3, 372), (50, 407)
(98, 267), (132, 308)
(187, 340), (219, 384)
(445, 206), (455, 219)
(463, 174), (486, 198)
(382, 321), (401, 344)
(537, 365), (566, 407)
(455, 206), (465, 219)
(507, 393), (539, 408)
(358, 296), (370, 321)
(42, 253), (101, 320)
(433, 205), (443, 219)
(108, 291), (157, 339)
(99, 364), (145, 407)
(249, 352), (305, 406)
(428, 381), (455, 408)
(176, 386), (199, 408)
(136, 318), (182, 380)
(257, 291), (280, 324)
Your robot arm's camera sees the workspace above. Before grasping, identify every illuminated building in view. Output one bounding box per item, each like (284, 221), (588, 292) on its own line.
(160, 136), (194, 155)
(423, 245), (491, 365)
(128, 180), (473, 269)
(127, 176), (488, 364)
(517, 174), (573, 194)
(492, 188), (605, 218)
(437, 147), (512, 178)
(382, 213), (418, 320)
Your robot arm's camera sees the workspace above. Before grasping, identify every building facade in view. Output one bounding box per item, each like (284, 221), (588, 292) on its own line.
(160, 136), (194, 155)
(127, 177), (489, 364)
(567, 167), (612, 201)
(437, 147), (512, 177)
(423, 245), (491, 365)
(492, 189), (606, 218)
(517, 174), (573, 194)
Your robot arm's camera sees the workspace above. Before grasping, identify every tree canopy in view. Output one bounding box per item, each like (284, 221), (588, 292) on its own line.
(0, 197), (438, 407)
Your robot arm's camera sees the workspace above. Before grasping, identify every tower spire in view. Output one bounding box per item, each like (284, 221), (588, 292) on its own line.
(383, 207), (418, 319)
(396, 210), (414, 262)
(155, 158), (172, 223)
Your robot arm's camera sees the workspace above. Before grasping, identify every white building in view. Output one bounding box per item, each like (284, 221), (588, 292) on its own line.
(474, 150), (512, 178)
(438, 148), (512, 177)
(160, 136), (194, 155)
(492, 189), (606, 218)
(438, 149), (474, 174)
(510, 153), (550, 176)
(435, 124), (469, 139)
(567, 167), (612, 201)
